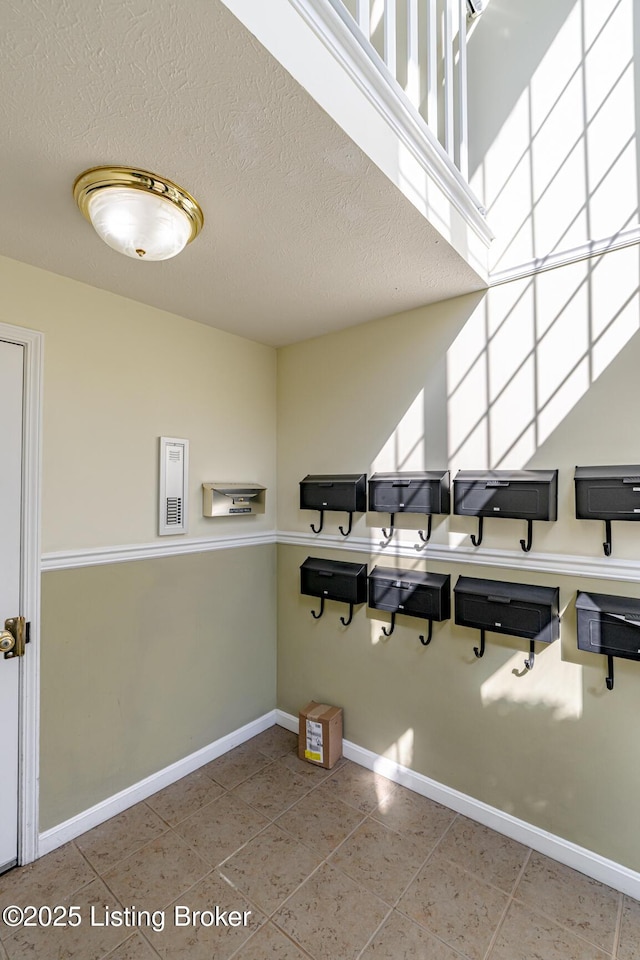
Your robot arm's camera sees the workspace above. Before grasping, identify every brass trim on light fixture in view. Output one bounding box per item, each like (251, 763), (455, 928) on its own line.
(73, 166), (204, 242)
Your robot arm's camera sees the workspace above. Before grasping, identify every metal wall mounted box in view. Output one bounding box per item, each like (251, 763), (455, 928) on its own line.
(454, 577), (559, 643)
(202, 483), (266, 517)
(368, 567), (451, 621)
(576, 591), (640, 661)
(453, 470), (558, 521)
(368, 472), (450, 515)
(299, 474), (367, 514)
(300, 557), (368, 605)
(574, 465), (640, 520)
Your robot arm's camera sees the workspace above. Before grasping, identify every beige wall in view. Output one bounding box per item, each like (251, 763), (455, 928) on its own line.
(41, 546), (276, 830)
(467, 0), (639, 272)
(0, 255), (278, 831)
(0, 255), (276, 552)
(276, 250), (640, 870)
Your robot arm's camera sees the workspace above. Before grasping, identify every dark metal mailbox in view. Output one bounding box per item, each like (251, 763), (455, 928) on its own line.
(368, 471), (450, 516)
(576, 591), (640, 659)
(300, 474), (366, 536)
(368, 471), (450, 545)
(300, 474), (366, 513)
(574, 465), (640, 556)
(453, 469), (558, 551)
(300, 557), (367, 605)
(454, 576), (559, 668)
(368, 567), (450, 621)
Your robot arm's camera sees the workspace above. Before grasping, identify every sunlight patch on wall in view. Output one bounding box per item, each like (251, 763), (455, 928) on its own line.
(480, 645), (583, 720)
(473, 0), (637, 273)
(371, 388), (426, 472)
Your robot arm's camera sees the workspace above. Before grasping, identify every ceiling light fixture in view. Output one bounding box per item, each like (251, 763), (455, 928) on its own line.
(73, 166), (204, 261)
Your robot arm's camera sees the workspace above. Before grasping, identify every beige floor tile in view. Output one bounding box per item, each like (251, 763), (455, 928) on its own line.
(202, 743), (273, 790)
(233, 922), (311, 960)
(274, 862), (389, 960)
(397, 852), (508, 960)
(488, 900), (611, 960)
(248, 726), (298, 759)
(370, 786), (456, 858)
(618, 895), (640, 960)
(3, 877), (130, 960)
(329, 819), (427, 904)
(0, 939), (7, 960)
(146, 771), (225, 826)
(435, 816), (528, 893)
(174, 792), (269, 867)
(231, 760), (312, 820)
(0, 842), (96, 922)
(219, 824), (321, 915)
(145, 870), (264, 960)
(279, 751), (341, 784)
(75, 802), (168, 874)
(323, 762), (397, 814)
(103, 830), (210, 913)
(275, 784), (366, 858)
(360, 909), (469, 960)
(103, 931), (160, 959)
(514, 852), (619, 952)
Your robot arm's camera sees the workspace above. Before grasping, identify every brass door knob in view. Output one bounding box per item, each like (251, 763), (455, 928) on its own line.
(0, 631), (15, 653)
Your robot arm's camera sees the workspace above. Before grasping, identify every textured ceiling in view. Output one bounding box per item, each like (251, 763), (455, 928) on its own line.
(0, 0), (485, 346)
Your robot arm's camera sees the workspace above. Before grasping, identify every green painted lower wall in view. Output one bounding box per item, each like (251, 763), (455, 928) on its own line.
(278, 543), (640, 872)
(40, 545), (276, 831)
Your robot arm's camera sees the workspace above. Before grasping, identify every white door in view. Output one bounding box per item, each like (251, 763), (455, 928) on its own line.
(0, 340), (24, 874)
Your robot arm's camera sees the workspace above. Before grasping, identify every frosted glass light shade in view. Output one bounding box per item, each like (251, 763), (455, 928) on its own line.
(87, 187), (192, 261)
(73, 167), (204, 261)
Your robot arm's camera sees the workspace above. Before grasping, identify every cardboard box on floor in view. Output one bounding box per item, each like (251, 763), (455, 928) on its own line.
(298, 701), (343, 769)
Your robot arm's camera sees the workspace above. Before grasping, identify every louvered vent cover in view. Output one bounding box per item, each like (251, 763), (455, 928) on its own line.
(166, 497), (182, 525)
(159, 437), (189, 535)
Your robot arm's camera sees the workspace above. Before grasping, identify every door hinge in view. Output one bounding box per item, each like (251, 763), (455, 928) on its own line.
(0, 617), (27, 659)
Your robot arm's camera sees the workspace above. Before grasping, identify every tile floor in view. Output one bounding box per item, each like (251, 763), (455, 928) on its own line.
(1, 725), (639, 960)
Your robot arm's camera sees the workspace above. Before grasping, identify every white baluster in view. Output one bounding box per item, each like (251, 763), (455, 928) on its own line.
(384, 0), (397, 79)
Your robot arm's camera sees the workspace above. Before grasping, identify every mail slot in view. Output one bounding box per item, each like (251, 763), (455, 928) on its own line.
(453, 470), (558, 521)
(575, 465), (640, 520)
(368, 472), (450, 515)
(300, 557), (367, 605)
(300, 474), (367, 514)
(576, 591), (640, 661)
(368, 567), (450, 621)
(454, 577), (559, 643)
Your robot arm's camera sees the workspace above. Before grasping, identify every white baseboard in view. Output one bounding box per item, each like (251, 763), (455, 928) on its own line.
(38, 711), (277, 857)
(276, 709), (640, 900)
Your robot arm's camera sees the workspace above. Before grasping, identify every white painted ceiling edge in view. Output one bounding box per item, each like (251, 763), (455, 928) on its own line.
(0, 0), (487, 347)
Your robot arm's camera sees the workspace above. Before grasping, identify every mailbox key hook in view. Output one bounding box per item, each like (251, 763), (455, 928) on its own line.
(606, 654), (614, 690)
(417, 515), (433, 545)
(338, 512), (353, 537)
(381, 612), (396, 637)
(311, 597), (325, 619)
(310, 510), (325, 534)
(381, 514), (395, 545)
(524, 640), (535, 670)
(520, 519), (533, 553)
(339, 603), (354, 627)
(474, 629), (486, 659)
(419, 620), (433, 646)
(603, 520), (612, 557)
(470, 516), (484, 547)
